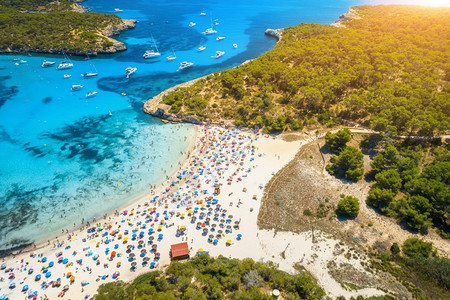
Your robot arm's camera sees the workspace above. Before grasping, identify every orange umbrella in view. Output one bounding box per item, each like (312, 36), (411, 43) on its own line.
(201, 223), (206, 227)
(70, 276), (75, 282)
(67, 272), (72, 278)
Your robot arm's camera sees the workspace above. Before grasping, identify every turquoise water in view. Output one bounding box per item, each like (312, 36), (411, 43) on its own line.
(0, 0), (433, 252)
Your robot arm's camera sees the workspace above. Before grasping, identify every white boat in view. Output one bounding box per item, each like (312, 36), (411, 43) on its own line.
(214, 22), (219, 26)
(212, 51), (225, 58)
(81, 55), (98, 77)
(125, 67), (137, 78)
(233, 44), (238, 49)
(57, 47), (73, 70)
(203, 28), (217, 35)
(114, 8), (123, 12)
(19, 60), (27, 64)
(143, 34), (161, 59)
(57, 61), (73, 70)
(178, 61), (194, 70)
(41, 60), (56, 68)
(86, 91), (98, 97)
(200, 12), (206, 16)
(71, 84), (83, 91)
(198, 46), (206, 52)
(216, 36), (225, 41)
(166, 48), (177, 61)
(64, 74), (72, 78)
(189, 22), (196, 27)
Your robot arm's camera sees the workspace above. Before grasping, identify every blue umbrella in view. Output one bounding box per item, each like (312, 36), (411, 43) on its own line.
(158, 233), (163, 239)
(114, 244), (119, 249)
(45, 272), (51, 278)
(150, 262), (156, 268)
(213, 239), (218, 245)
(105, 240), (110, 244)
(237, 234), (242, 240)
(28, 268), (33, 274)
(35, 274), (41, 281)
(62, 258), (69, 264)
(9, 283), (15, 289)
(140, 231), (144, 236)
(132, 233), (137, 239)
(22, 285), (28, 291)
(49, 261), (54, 267)
(41, 257), (47, 263)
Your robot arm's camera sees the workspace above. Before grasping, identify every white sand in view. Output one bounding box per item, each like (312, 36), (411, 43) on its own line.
(0, 126), (385, 300)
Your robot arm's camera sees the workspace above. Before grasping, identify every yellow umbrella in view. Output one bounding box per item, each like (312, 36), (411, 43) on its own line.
(180, 225), (185, 229)
(198, 248), (203, 252)
(123, 237), (128, 241)
(227, 240), (232, 243)
(158, 225), (162, 229)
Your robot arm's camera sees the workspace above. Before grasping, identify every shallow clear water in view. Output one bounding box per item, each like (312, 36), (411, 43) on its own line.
(0, 0), (427, 252)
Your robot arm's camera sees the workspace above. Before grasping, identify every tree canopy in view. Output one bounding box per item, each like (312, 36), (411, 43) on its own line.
(0, 0), (126, 54)
(336, 195), (360, 218)
(93, 254), (325, 300)
(158, 5), (449, 135)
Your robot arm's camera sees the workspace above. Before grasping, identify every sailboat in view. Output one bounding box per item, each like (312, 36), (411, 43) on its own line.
(198, 38), (206, 52)
(57, 47), (73, 70)
(202, 14), (217, 35)
(166, 48), (177, 61)
(81, 54), (98, 77)
(143, 33), (161, 59)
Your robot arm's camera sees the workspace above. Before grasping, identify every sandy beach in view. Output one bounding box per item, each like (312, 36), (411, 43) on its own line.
(0, 126), (386, 300)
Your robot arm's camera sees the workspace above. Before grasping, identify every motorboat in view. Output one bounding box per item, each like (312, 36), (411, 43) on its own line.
(203, 28), (217, 35)
(57, 61), (73, 70)
(125, 67), (137, 78)
(71, 84), (83, 91)
(178, 61), (194, 70)
(86, 91), (98, 97)
(114, 8), (123, 12)
(233, 44), (238, 48)
(189, 22), (196, 27)
(41, 60), (56, 68)
(198, 46), (206, 52)
(212, 51), (225, 58)
(216, 36), (225, 41)
(63, 74), (72, 78)
(19, 60), (27, 64)
(200, 12), (206, 16)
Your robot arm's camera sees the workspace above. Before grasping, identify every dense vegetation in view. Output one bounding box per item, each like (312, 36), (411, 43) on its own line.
(371, 238), (450, 299)
(365, 136), (449, 237)
(93, 254), (325, 300)
(0, 0), (125, 53)
(159, 5), (449, 135)
(336, 195), (360, 218)
(325, 128), (365, 182)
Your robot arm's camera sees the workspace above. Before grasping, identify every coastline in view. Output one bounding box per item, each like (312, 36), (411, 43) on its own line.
(1, 123), (200, 258)
(0, 125), (390, 299)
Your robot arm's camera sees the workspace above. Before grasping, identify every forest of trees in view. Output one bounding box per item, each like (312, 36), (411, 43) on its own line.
(365, 137), (449, 237)
(0, 0), (124, 53)
(93, 254), (326, 300)
(160, 5), (449, 135)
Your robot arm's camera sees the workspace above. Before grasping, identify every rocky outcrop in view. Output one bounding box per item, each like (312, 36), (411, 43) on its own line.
(265, 28), (283, 41)
(143, 76), (207, 124)
(331, 8), (361, 27)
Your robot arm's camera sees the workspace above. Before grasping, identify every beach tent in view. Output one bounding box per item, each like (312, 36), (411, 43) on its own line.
(170, 242), (189, 260)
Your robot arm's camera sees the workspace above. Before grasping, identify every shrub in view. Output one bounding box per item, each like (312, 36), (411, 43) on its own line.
(402, 238), (433, 258)
(336, 195), (360, 218)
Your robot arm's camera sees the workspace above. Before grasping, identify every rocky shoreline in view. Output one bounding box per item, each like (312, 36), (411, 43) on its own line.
(143, 28), (283, 124)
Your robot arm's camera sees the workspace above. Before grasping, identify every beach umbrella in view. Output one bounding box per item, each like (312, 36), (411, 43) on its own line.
(131, 262), (137, 267)
(140, 249), (146, 253)
(42, 263), (49, 269)
(158, 233), (163, 239)
(0, 263), (6, 269)
(63, 285), (69, 291)
(62, 258), (68, 264)
(81, 280), (87, 286)
(138, 240), (144, 245)
(127, 245), (133, 249)
(45, 271), (51, 278)
(143, 257), (150, 262)
(70, 276), (75, 282)
(28, 268), (33, 274)
(152, 244), (157, 250)
(35, 274), (41, 281)
(198, 248), (204, 252)
(132, 233), (137, 239)
(93, 254), (99, 260)
(22, 285), (28, 292)
(41, 257), (47, 263)
(148, 236), (154, 241)
(9, 283), (15, 289)
(227, 239), (232, 244)
(129, 253), (135, 258)
(237, 234), (242, 239)
(116, 262), (121, 267)
(213, 239), (218, 245)
(114, 244), (119, 249)
(8, 272), (14, 279)
(150, 262), (156, 268)
(49, 261), (54, 267)
(113, 271), (120, 279)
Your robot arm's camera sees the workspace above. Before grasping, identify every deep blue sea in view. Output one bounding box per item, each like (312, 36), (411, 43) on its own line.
(0, 0), (440, 252)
